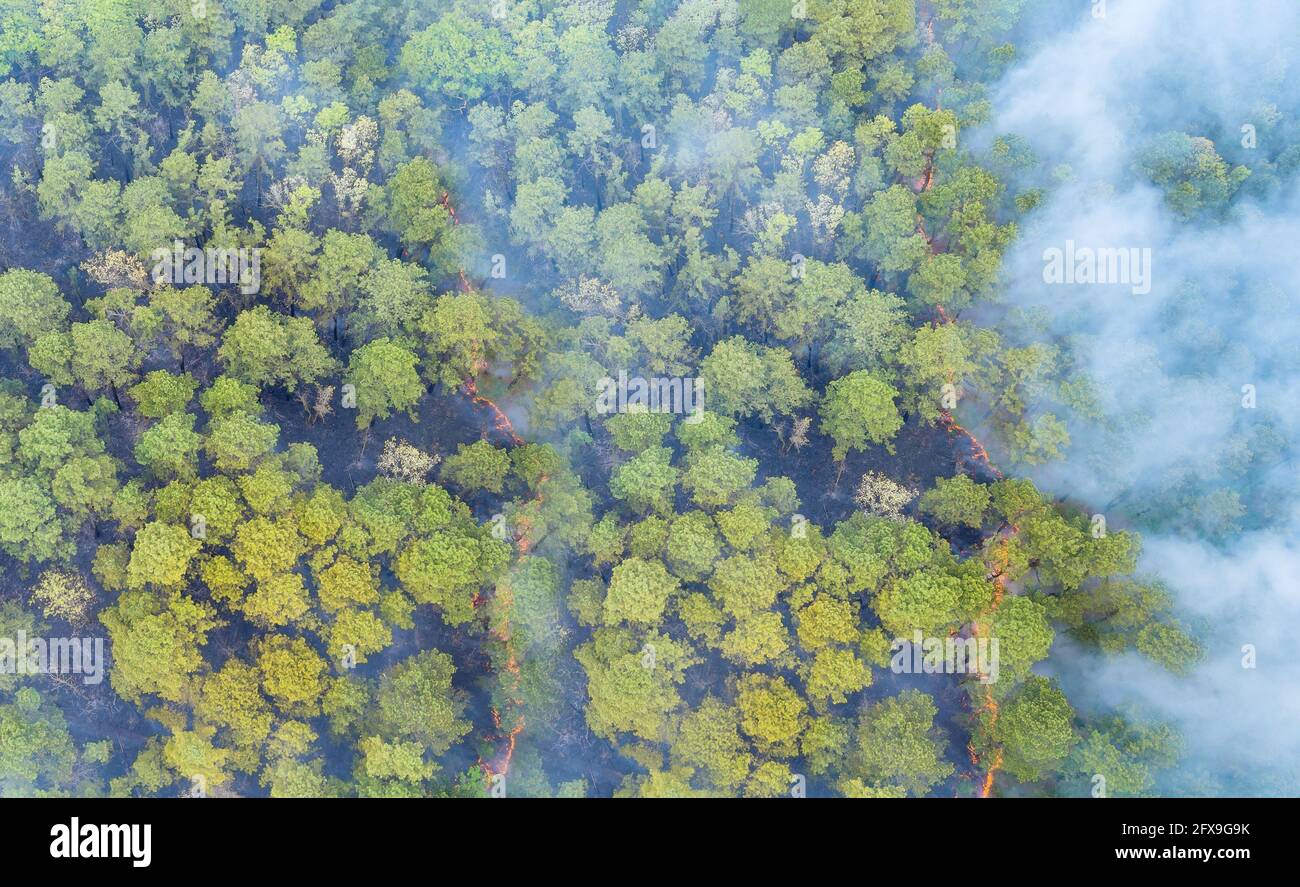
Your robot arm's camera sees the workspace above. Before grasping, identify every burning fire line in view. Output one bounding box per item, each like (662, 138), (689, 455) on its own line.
(901, 56), (1002, 792)
(958, 459), (1011, 796)
(481, 580), (525, 785)
(967, 528), (1016, 796)
(438, 191), (474, 293)
(940, 414), (1003, 481)
(931, 302), (1014, 795)
(440, 189), (537, 789)
(931, 305), (1003, 482)
(465, 378), (523, 447)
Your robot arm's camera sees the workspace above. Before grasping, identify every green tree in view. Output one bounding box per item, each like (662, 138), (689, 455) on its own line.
(128, 371), (198, 418)
(439, 440), (510, 494)
(217, 306), (335, 392)
(99, 590), (221, 702)
(699, 337), (813, 422)
(1136, 622), (1202, 676)
(575, 631), (686, 742)
(665, 511), (723, 581)
(346, 338), (423, 429)
(127, 521), (202, 589)
(399, 18), (514, 104)
(134, 412), (202, 481)
(204, 413), (280, 473)
(846, 185), (927, 273)
(820, 371), (903, 460)
(378, 157), (454, 260)
(256, 635), (327, 717)
(609, 446), (679, 515)
(604, 557), (680, 626)
(374, 650), (471, 755)
(995, 676), (1078, 783)
(671, 696), (752, 791)
(805, 647), (872, 705)
(1136, 132), (1249, 219)
(32, 320), (141, 403)
(736, 674), (807, 758)
(919, 475), (991, 529)
(0, 270), (68, 352)
(149, 286), (220, 368)
(0, 689), (78, 794)
(681, 446), (758, 509)
(846, 690), (954, 796)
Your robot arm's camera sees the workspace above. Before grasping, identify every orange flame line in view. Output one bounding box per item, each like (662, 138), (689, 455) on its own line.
(441, 189), (541, 790)
(465, 378), (524, 447)
(966, 525), (1020, 796)
(940, 413), (1004, 480)
(439, 191), (474, 293)
(932, 304), (1003, 482)
(931, 296), (1014, 796)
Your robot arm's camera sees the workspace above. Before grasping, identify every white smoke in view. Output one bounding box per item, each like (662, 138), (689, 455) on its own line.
(986, 0), (1300, 794)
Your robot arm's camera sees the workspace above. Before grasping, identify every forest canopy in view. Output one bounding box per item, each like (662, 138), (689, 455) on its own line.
(0, 0), (1262, 800)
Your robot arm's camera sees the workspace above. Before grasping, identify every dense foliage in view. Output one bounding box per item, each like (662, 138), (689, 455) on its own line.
(0, 0), (1213, 797)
